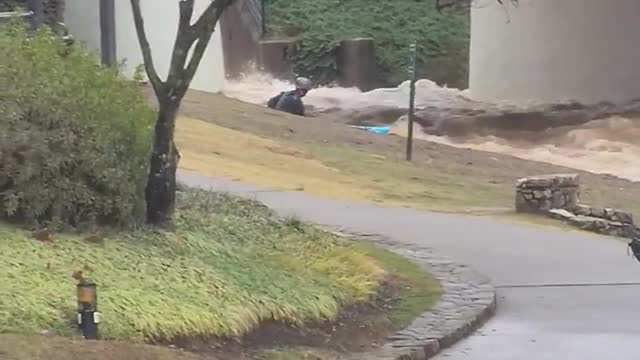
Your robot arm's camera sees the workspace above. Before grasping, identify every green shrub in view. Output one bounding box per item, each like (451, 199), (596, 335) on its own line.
(265, 0), (470, 88)
(0, 22), (154, 229)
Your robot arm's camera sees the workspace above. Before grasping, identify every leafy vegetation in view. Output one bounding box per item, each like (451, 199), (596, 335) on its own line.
(353, 242), (441, 330)
(252, 242), (442, 360)
(265, 0), (470, 87)
(0, 22), (154, 229)
(0, 187), (390, 342)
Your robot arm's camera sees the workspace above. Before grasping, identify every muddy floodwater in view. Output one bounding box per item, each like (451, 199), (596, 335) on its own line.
(223, 71), (640, 182)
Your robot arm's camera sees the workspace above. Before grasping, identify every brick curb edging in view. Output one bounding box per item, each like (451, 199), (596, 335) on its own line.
(326, 228), (497, 360)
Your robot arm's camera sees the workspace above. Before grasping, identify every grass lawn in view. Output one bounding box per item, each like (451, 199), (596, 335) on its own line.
(0, 187), (440, 359)
(0, 335), (205, 360)
(176, 116), (510, 211)
(175, 91), (640, 224)
(251, 241), (441, 360)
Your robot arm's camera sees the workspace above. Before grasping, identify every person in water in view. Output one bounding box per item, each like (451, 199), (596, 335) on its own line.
(267, 77), (313, 116)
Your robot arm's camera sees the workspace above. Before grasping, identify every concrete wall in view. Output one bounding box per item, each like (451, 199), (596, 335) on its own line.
(64, 0), (101, 56)
(219, 0), (259, 78)
(64, 0), (226, 94)
(469, 0), (640, 105)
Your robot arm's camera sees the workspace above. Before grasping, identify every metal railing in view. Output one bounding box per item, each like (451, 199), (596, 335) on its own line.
(0, 10), (31, 19)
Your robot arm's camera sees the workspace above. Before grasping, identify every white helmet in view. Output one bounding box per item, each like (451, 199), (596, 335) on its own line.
(295, 77), (313, 90)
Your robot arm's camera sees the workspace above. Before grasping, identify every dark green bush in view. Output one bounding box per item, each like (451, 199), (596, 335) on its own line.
(265, 0), (470, 88)
(0, 22), (154, 229)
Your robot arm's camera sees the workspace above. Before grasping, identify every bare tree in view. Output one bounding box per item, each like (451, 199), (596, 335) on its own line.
(130, 0), (235, 225)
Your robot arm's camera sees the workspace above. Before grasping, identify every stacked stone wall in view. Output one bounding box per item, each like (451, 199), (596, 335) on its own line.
(515, 174), (579, 213)
(516, 174), (638, 238)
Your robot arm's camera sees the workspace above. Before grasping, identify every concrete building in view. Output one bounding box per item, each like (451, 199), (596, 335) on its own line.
(19, 0), (640, 105)
(469, 0), (640, 105)
(64, 0), (226, 94)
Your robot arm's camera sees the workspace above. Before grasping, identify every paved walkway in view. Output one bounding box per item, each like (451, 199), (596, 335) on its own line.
(179, 170), (640, 360)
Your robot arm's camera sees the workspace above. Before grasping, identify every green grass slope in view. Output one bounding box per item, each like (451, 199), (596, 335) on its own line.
(0, 187), (389, 342)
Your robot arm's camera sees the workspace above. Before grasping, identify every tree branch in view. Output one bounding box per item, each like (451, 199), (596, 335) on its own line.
(178, 0), (196, 32)
(130, 0), (164, 95)
(190, 0), (234, 38)
(166, 0), (196, 87)
(177, 0), (235, 96)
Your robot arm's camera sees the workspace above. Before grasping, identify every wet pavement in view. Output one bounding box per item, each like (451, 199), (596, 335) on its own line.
(179, 170), (640, 360)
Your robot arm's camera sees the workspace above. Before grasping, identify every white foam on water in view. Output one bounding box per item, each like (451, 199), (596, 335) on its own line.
(222, 69), (473, 112)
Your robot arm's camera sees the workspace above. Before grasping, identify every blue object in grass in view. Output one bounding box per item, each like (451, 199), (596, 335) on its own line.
(350, 125), (391, 135)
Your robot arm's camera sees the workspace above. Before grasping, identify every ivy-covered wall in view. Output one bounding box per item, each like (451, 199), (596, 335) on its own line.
(264, 0), (470, 88)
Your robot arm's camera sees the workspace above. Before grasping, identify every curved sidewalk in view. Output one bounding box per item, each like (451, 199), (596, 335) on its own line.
(179, 170), (640, 360)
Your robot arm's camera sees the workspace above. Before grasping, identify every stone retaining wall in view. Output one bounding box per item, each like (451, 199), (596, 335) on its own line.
(515, 174), (579, 213)
(572, 204), (634, 225)
(516, 174), (638, 238)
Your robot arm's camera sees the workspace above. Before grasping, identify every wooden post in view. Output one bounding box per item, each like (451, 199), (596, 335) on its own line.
(406, 42), (417, 161)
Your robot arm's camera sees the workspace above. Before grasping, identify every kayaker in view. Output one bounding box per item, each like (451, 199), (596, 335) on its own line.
(267, 77), (313, 116)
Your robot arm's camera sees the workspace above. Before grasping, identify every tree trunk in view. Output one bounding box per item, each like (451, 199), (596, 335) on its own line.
(145, 98), (180, 225)
(131, 0), (236, 226)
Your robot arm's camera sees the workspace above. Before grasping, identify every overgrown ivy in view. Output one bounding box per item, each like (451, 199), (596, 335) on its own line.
(265, 0), (470, 88)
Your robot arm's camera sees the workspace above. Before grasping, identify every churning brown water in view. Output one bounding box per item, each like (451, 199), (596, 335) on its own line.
(222, 71), (640, 182)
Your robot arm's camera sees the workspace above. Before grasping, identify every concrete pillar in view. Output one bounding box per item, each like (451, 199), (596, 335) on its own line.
(257, 39), (296, 79)
(469, 0), (640, 105)
(336, 38), (376, 91)
(64, 0), (101, 52)
(65, 0), (226, 93)
(220, 0), (259, 78)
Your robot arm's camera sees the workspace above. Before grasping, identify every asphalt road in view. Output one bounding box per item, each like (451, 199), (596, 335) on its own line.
(179, 170), (640, 360)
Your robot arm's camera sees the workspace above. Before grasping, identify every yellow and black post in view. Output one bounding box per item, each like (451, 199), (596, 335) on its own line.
(77, 280), (100, 340)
